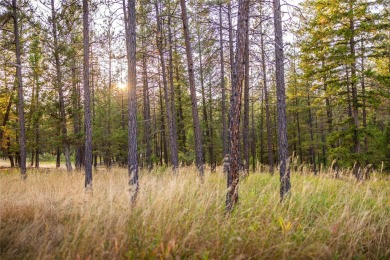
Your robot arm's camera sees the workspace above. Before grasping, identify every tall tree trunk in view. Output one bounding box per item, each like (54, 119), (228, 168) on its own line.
(72, 60), (82, 170)
(259, 87), (264, 167)
(273, 0), (291, 200)
(12, 0), (26, 179)
(142, 36), (152, 171)
(106, 26), (113, 169)
(208, 78), (216, 171)
(251, 97), (256, 171)
(175, 58), (187, 153)
(260, 15), (274, 174)
(155, 1), (179, 171)
(197, 27), (211, 170)
(180, 0), (204, 176)
(242, 27), (250, 174)
(83, 0), (92, 189)
(51, 0), (72, 172)
(124, 0), (139, 201)
(226, 0), (250, 211)
(307, 93), (317, 174)
(158, 73), (169, 166)
(167, 2), (179, 157)
(219, 3), (228, 166)
(360, 39), (367, 154)
(349, 13), (360, 178)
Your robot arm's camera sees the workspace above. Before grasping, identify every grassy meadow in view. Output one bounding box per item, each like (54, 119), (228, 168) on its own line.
(0, 165), (389, 259)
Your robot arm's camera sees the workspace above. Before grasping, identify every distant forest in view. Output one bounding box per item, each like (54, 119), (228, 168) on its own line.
(1, 0), (389, 202)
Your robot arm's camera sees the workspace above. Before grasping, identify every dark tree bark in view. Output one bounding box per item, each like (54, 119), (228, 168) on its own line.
(180, 0), (204, 176)
(360, 39), (368, 154)
(273, 0), (291, 200)
(12, 0), (26, 179)
(155, 0), (179, 171)
(51, 0), (72, 172)
(250, 98), (256, 171)
(307, 93), (317, 174)
(83, 0), (92, 190)
(123, 0), (139, 201)
(260, 15), (274, 174)
(242, 27), (250, 174)
(226, 0), (250, 211)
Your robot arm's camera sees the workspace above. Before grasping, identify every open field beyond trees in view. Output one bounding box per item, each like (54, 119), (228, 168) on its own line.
(1, 166), (389, 259)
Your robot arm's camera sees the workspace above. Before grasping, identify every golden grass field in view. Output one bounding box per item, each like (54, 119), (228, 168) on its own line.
(0, 165), (389, 259)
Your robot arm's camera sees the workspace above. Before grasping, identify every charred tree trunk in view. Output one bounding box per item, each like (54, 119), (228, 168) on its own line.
(226, 0), (250, 211)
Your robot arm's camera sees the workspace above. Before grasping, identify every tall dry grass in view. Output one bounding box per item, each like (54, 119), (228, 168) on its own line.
(0, 166), (389, 259)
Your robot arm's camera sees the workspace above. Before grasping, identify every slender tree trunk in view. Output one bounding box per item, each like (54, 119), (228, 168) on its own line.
(83, 0), (92, 189)
(155, 1), (179, 171)
(51, 0), (72, 172)
(259, 87), (264, 167)
(142, 36), (152, 171)
(12, 0), (26, 179)
(180, 0), (204, 176)
(175, 60), (187, 153)
(167, 2), (179, 159)
(307, 93), (317, 174)
(219, 3), (228, 166)
(273, 0), (291, 200)
(251, 98), (256, 172)
(361, 39), (367, 154)
(208, 78), (216, 171)
(242, 27), (250, 174)
(197, 27), (211, 170)
(260, 16), (274, 174)
(124, 0), (139, 201)
(56, 146), (61, 168)
(158, 73), (169, 166)
(226, 0), (250, 211)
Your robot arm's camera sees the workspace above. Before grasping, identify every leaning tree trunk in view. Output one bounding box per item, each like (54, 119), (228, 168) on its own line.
(180, 0), (204, 176)
(124, 0), (139, 201)
(83, 0), (92, 189)
(12, 0), (26, 179)
(273, 0), (291, 200)
(226, 0), (250, 212)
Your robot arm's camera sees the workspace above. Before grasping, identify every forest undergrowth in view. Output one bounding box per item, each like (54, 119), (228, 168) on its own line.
(0, 166), (389, 259)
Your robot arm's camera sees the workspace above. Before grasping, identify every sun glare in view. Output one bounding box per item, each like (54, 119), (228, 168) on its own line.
(117, 82), (127, 89)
